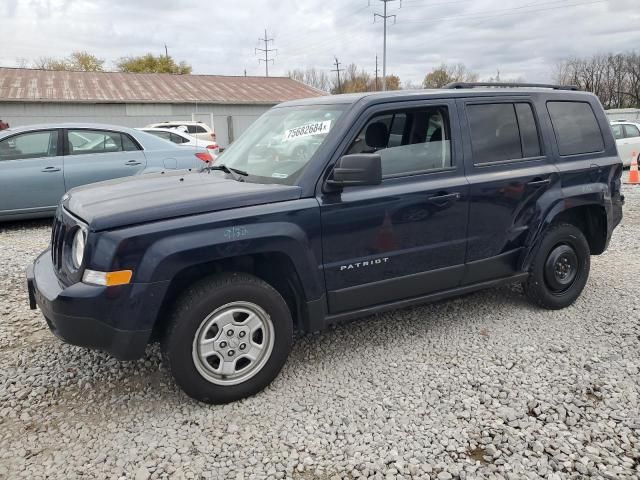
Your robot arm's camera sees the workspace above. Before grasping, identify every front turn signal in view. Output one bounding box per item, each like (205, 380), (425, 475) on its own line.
(83, 269), (133, 286)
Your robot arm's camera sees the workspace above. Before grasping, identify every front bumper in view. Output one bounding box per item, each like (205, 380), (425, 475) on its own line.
(27, 250), (167, 360)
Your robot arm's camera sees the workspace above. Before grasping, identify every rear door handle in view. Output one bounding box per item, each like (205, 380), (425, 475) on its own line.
(125, 160), (142, 166)
(527, 178), (550, 187)
(41, 166), (61, 173)
(427, 192), (460, 204)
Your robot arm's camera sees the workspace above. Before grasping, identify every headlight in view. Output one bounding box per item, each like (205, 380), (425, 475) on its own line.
(71, 227), (87, 269)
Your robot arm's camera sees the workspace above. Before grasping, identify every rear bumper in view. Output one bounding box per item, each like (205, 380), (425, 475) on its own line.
(27, 250), (168, 360)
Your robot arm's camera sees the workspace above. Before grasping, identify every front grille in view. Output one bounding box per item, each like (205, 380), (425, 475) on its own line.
(51, 213), (66, 271)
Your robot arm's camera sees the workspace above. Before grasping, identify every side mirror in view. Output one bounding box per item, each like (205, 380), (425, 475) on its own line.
(327, 154), (382, 188)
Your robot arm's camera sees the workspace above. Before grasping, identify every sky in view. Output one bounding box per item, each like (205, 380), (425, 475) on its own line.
(1, 0), (639, 86)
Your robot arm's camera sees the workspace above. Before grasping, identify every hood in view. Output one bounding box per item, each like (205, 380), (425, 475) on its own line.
(64, 170), (302, 231)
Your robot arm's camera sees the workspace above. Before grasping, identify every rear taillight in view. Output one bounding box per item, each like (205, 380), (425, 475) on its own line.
(206, 144), (218, 150)
(195, 152), (213, 162)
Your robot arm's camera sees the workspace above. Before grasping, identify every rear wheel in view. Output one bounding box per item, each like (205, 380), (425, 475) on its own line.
(524, 223), (590, 310)
(162, 273), (293, 404)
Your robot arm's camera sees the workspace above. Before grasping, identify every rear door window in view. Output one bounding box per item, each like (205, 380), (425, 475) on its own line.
(547, 101), (604, 156)
(67, 130), (124, 155)
(623, 124), (640, 138)
(187, 125), (207, 134)
(467, 103), (541, 164)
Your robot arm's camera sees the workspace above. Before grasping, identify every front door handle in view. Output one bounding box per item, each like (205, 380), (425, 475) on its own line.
(527, 178), (550, 187)
(125, 160), (142, 166)
(41, 166), (61, 173)
(427, 192), (460, 204)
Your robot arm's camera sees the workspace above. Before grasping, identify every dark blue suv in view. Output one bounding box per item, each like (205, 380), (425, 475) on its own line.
(27, 83), (624, 403)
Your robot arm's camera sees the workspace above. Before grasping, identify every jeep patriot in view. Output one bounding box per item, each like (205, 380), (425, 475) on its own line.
(27, 83), (624, 403)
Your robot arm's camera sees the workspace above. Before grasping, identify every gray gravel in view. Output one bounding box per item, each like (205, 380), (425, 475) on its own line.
(1, 186), (639, 480)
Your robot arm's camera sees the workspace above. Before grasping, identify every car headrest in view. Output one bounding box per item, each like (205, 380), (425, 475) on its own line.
(365, 122), (389, 150)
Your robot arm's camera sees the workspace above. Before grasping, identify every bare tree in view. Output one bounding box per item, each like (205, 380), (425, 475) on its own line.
(554, 52), (640, 108)
(288, 67), (331, 92)
(422, 63), (478, 88)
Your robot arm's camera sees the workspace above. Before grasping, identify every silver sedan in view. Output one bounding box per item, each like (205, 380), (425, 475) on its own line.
(0, 123), (213, 221)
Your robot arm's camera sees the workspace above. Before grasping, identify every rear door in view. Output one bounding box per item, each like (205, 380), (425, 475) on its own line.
(458, 97), (558, 284)
(0, 129), (65, 216)
(621, 123), (640, 165)
(63, 129), (147, 190)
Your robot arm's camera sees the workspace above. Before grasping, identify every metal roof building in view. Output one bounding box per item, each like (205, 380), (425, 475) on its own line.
(0, 67), (326, 147)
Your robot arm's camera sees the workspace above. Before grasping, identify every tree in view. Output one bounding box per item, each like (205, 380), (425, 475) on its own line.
(68, 51), (104, 72)
(288, 67), (331, 92)
(422, 63), (478, 89)
(554, 52), (640, 108)
(116, 54), (192, 74)
(33, 51), (104, 71)
(384, 74), (401, 90)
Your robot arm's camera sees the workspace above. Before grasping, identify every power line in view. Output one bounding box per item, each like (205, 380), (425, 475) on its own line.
(255, 29), (276, 77)
(373, 0), (400, 91)
(331, 56), (344, 93)
(401, 0), (608, 24)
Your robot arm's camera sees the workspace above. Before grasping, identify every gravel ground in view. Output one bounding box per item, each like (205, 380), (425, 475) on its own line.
(1, 186), (639, 480)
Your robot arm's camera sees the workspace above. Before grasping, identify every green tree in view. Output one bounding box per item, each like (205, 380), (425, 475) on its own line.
(33, 51), (104, 71)
(68, 51), (105, 71)
(116, 54), (192, 74)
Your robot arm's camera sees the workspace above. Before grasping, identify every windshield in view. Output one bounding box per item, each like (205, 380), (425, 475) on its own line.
(218, 104), (346, 184)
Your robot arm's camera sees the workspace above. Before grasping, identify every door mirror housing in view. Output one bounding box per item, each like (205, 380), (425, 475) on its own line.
(327, 154), (382, 188)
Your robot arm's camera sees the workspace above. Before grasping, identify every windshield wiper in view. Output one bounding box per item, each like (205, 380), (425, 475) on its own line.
(201, 164), (248, 182)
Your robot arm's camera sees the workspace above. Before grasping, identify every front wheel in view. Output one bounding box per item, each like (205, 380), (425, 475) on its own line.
(162, 273), (293, 404)
(524, 223), (591, 310)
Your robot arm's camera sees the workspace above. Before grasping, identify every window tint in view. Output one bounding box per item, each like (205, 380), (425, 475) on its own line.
(611, 124), (624, 140)
(515, 103), (541, 158)
(0, 130), (58, 161)
(169, 133), (187, 144)
(547, 101), (604, 156)
(121, 134), (140, 151)
(623, 124), (640, 138)
(67, 130), (124, 155)
(468, 104), (522, 163)
(347, 106), (452, 176)
(149, 131), (171, 141)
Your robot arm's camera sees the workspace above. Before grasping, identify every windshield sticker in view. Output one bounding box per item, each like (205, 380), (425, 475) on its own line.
(283, 120), (332, 142)
(271, 173), (289, 178)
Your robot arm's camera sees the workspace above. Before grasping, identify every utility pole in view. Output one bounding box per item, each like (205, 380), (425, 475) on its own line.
(373, 0), (399, 90)
(164, 44), (169, 59)
(375, 54), (380, 91)
(255, 29), (276, 77)
(331, 56), (344, 94)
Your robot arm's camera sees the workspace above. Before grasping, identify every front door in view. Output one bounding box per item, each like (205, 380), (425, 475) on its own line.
(319, 100), (469, 314)
(63, 129), (147, 190)
(458, 98), (558, 284)
(0, 129), (65, 216)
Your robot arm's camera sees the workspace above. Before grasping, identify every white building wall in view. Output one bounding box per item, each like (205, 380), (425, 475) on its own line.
(0, 102), (273, 147)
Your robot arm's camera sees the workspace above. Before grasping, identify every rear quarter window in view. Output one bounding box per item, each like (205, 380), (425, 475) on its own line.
(547, 101), (604, 156)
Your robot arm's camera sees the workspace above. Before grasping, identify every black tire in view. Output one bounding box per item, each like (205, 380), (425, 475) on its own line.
(524, 222), (590, 310)
(161, 273), (293, 404)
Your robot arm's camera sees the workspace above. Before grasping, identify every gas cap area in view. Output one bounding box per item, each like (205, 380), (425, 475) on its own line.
(163, 158), (178, 169)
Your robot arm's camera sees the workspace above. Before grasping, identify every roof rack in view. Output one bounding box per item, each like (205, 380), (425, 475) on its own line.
(443, 82), (579, 91)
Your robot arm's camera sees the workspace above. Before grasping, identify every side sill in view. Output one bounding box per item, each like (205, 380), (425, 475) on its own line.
(323, 272), (529, 326)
